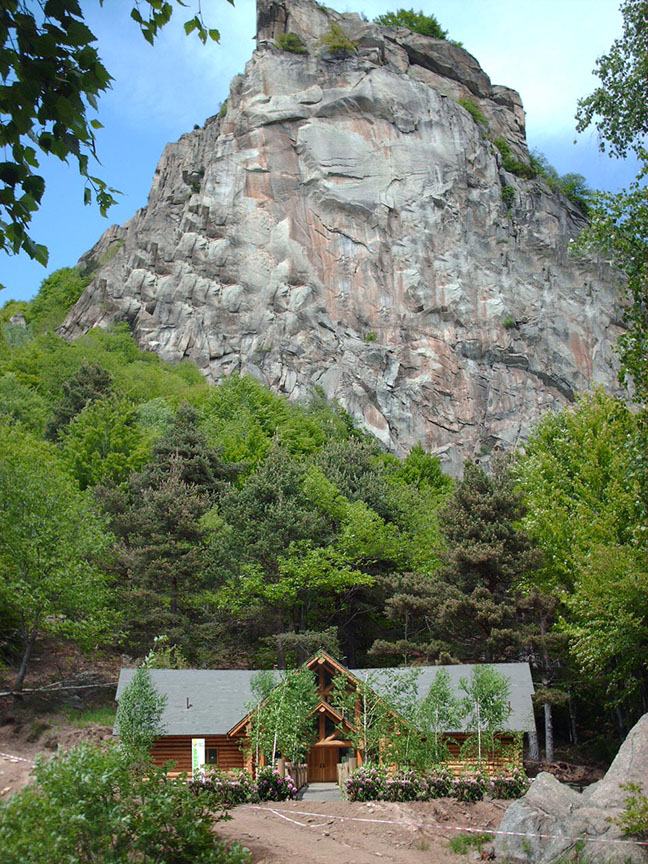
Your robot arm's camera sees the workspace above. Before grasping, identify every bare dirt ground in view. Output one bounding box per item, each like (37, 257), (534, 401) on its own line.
(0, 718), (114, 798)
(215, 798), (509, 863)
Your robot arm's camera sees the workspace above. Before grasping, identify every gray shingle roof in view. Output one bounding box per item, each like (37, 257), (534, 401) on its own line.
(349, 663), (536, 733)
(115, 661), (535, 736)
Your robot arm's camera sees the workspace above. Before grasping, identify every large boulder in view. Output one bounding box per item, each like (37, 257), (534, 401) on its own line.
(495, 714), (648, 863)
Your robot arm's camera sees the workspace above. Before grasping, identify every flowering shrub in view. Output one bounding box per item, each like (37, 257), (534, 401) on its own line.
(190, 768), (258, 807)
(425, 767), (454, 799)
(385, 769), (426, 802)
(453, 769), (490, 803)
(491, 767), (529, 800)
(256, 767), (297, 802)
(345, 765), (388, 802)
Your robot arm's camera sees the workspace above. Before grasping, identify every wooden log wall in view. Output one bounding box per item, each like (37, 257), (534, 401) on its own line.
(150, 735), (246, 776)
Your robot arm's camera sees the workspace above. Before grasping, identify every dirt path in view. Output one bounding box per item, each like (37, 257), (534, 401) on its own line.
(215, 799), (509, 863)
(0, 719), (113, 799)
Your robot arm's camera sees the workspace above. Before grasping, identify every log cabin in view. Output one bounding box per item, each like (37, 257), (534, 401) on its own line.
(114, 652), (536, 780)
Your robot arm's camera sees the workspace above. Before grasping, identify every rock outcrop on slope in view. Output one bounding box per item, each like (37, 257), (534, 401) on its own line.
(60, 0), (623, 473)
(495, 713), (648, 863)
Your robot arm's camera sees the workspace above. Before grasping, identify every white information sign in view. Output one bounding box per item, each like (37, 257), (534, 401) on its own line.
(191, 738), (205, 776)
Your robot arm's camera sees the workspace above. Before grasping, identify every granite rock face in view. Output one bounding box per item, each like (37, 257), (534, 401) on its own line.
(61, 0), (623, 473)
(495, 714), (648, 863)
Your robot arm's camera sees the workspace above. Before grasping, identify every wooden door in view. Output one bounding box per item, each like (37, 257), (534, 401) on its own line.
(307, 747), (339, 782)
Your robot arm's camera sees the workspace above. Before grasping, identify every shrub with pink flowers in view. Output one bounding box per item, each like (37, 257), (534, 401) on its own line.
(385, 769), (426, 802)
(190, 767), (258, 807)
(453, 769), (490, 803)
(256, 767), (297, 801)
(345, 765), (388, 802)
(491, 767), (529, 799)
(425, 767), (454, 798)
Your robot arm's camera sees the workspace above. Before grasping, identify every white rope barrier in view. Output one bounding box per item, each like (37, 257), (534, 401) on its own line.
(244, 805), (648, 848)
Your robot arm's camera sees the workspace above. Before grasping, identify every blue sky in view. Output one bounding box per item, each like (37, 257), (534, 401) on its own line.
(0, 0), (636, 303)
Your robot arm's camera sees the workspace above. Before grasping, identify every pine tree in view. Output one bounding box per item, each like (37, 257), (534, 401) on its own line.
(374, 462), (542, 665)
(98, 403), (238, 656)
(45, 362), (113, 440)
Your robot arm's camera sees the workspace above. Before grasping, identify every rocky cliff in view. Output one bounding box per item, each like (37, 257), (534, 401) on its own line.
(60, 0), (623, 473)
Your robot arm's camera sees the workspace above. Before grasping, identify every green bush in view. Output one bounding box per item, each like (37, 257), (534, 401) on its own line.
(426, 767), (454, 798)
(529, 151), (591, 214)
(448, 832), (493, 854)
(453, 768), (490, 802)
(255, 766), (298, 801)
(458, 97), (487, 129)
(491, 767), (529, 799)
(277, 31), (307, 54)
(502, 315), (516, 329)
(385, 768), (426, 801)
(493, 137), (535, 179)
(612, 782), (648, 839)
(501, 185), (515, 210)
(0, 743), (251, 864)
(374, 8), (447, 39)
(364, 331), (377, 342)
(319, 22), (357, 56)
(345, 764), (388, 801)
(191, 768), (259, 807)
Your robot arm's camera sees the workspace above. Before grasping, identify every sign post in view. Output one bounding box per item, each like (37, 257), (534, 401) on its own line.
(191, 738), (205, 777)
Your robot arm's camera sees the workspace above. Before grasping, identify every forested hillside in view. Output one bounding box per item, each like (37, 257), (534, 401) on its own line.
(1, 267), (646, 758)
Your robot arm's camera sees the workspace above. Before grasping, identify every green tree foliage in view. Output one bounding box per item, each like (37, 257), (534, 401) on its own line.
(23, 267), (90, 332)
(459, 665), (512, 764)
(493, 137), (535, 179)
(0, 425), (111, 689)
(574, 1), (648, 508)
(246, 669), (278, 767)
(319, 22), (357, 55)
(575, 0), (648, 160)
(99, 405), (235, 655)
(377, 461), (541, 664)
(331, 669), (406, 763)
(116, 667), (167, 756)
(211, 437), (449, 665)
(0, 372), (49, 434)
(516, 390), (647, 718)
(141, 634), (190, 669)
(373, 8), (448, 39)
(415, 668), (465, 766)
(529, 151), (591, 213)
(61, 396), (150, 488)
(276, 32), (307, 54)
(45, 360), (113, 440)
(0, 742), (250, 864)
(199, 374), (355, 468)
(0, 1), (225, 264)
(248, 667), (319, 764)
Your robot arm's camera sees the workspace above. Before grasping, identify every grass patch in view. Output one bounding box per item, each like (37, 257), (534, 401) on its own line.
(458, 96), (487, 129)
(493, 137), (535, 179)
(277, 32), (307, 54)
(64, 706), (117, 727)
(448, 832), (493, 855)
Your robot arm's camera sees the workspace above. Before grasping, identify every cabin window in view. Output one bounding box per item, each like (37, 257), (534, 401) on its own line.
(207, 748), (219, 765)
